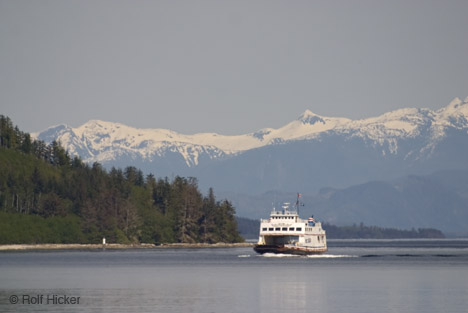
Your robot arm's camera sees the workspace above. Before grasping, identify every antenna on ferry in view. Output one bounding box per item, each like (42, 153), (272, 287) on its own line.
(273, 192), (278, 212)
(296, 193), (302, 214)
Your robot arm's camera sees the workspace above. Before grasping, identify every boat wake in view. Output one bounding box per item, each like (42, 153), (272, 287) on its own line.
(260, 253), (357, 258)
(307, 254), (358, 258)
(261, 253), (299, 258)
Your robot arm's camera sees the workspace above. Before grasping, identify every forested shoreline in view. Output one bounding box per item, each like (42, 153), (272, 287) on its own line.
(322, 223), (444, 239)
(0, 115), (243, 244)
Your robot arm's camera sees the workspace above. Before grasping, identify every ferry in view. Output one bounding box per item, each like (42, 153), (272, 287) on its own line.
(253, 195), (327, 255)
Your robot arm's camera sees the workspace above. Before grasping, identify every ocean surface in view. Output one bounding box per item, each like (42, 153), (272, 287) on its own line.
(1, 239), (467, 313)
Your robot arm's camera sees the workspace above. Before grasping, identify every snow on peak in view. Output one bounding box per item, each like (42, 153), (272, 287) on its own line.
(300, 109), (320, 117)
(81, 119), (125, 131)
(298, 109), (325, 125)
(448, 97), (462, 108)
(437, 97), (468, 115)
(434, 97), (468, 130)
(31, 123), (71, 140)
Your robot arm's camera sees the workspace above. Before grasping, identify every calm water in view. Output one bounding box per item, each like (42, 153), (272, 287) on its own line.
(1, 239), (467, 313)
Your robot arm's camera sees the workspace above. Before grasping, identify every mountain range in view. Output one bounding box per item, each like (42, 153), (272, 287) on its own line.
(34, 97), (468, 192)
(34, 97), (468, 234)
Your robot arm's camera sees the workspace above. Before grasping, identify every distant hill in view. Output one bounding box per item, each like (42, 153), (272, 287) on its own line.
(236, 217), (260, 240)
(225, 170), (468, 236)
(236, 217), (445, 240)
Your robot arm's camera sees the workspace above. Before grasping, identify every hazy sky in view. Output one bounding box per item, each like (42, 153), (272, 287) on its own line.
(1, 0), (467, 135)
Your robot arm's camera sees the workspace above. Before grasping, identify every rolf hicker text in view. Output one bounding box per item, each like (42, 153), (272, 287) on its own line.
(13, 294), (80, 305)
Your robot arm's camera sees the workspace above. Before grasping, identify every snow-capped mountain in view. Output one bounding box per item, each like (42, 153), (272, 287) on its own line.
(33, 108), (352, 166)
(34, 97), (468, 193)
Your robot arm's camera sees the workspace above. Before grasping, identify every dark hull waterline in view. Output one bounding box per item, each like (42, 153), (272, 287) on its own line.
(253, 244), (327, 256)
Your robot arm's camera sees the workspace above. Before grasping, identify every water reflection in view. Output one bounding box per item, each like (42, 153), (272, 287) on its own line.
(258, 269), (325, 312)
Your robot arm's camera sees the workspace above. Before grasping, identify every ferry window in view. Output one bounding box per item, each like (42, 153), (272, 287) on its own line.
(275, 227), (280, 231)
(269, 228), (273, 231)
(262, 228), (267, 231)
(296, 227), (302, 231)
(282, 227), (287, 231)
(289, 227), (294, 231)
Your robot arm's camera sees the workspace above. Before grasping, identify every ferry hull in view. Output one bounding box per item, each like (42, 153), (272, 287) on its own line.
(253, 244), (327, 256)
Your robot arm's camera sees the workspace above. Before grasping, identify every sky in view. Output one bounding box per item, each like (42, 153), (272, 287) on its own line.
(1, 0), (468, 135)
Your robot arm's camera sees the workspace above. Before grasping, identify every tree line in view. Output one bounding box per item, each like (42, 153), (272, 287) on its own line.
(0, 115), (243, 244)
(322, 223), (444, 239)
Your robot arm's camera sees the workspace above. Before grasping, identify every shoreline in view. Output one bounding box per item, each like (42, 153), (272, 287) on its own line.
(0, 242), (253, 251)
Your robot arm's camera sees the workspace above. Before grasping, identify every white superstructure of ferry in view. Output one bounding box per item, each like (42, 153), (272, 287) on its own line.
(254, 200), (327, 255)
